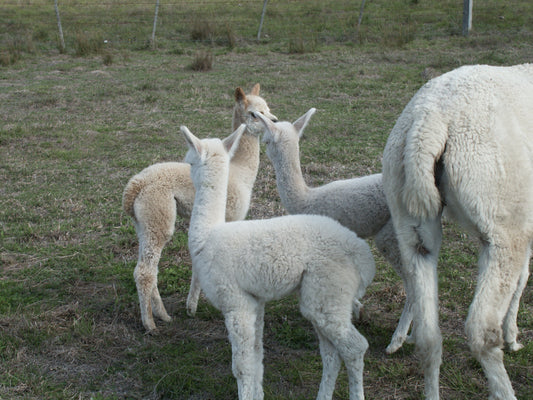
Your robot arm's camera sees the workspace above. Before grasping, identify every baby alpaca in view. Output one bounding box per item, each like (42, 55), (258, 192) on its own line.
(254, 108), (412, 354)
(182, 124), (375, 400)
(122, 84), (277, 331)
(382, 64), (533, 400)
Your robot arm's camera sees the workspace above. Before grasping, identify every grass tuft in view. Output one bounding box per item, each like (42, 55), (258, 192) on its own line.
(188, 50), (213, 71)
(74, 31), (105, 56)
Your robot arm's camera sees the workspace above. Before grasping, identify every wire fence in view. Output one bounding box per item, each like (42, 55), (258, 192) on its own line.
(1, 0), (532, 53)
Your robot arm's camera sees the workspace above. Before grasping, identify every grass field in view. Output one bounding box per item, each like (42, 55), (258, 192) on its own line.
(1, 1), (532, 399)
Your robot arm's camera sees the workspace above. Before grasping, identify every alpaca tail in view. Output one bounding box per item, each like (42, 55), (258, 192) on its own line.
(122, 175), (144, 219)
(401, 113), (448, 219)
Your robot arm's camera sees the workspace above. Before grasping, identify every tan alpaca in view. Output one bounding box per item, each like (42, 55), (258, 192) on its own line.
(122, 84), (277, 331)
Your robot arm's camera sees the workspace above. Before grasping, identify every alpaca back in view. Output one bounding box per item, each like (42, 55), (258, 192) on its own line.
(303, 174), (390, 238)
(122, 162), (193, 219)
(385, 63), (533, 221)
(192, 214), (375, 305)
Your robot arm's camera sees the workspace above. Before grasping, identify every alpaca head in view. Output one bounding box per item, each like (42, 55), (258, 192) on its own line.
(181, 124), (246, 188)
(252, 108), (316, 160)
(234, 84), (278, 136)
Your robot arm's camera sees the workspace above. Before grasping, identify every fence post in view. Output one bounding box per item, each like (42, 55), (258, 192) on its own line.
(54, 0), (65, 52)
(257, 0), (268, 40)
(151, 0), (160, 49)
(357, 0), (367, 36)
(462, 0), (473, 36)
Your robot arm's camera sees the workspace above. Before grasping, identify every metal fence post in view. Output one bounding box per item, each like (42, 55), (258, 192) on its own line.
(257, 0), (268, 40)
(54, 0), (65, 52)
(462, 0), (473, 36)
(151, 0), (160, 49)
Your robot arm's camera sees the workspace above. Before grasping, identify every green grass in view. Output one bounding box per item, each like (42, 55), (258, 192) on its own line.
(0, 1), (532, 399)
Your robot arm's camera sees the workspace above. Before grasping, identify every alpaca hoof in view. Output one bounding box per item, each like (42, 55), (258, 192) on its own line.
(385, 338), (404, 354)
(352, 299), (363, 321)
(506, 341), (524, 352)
(143, 322), (157, 333)
(161, 315), (172, 323)
(145, 327), (159, 335)
(405, 334), (415, 344)
(157, 312), (172, 323)
(186, 301), (198, 317)
(141, 314), (158, 332)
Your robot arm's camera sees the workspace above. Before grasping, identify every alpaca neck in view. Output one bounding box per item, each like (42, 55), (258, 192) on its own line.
(189, 162), (229, 254)
(231, 106), (260, 181)
(232, 105), (244, 131)
(271, 143), (310, 213)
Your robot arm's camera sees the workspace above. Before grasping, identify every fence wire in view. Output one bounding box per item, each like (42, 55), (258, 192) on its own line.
(1, 0), (532, 51)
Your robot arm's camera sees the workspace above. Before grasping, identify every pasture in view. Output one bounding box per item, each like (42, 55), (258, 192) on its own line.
(0, 1), (532, 399)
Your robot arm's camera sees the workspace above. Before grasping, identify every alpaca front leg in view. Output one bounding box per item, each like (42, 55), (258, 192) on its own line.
(225, 309), (258, 400)
(253, 303), (265, 400)
(186, 269), (201, 317)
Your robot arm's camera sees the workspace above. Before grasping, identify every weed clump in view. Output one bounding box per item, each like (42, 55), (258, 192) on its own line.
(189, 51), (213, 71)
(74, 31), (105, 56)
(190, 20), (215, 42)
(0, 33), (34, 66)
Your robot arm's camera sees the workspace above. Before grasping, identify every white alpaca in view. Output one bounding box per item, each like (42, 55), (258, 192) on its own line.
(253, 108), (413, 354)
(382, 64), (533, 400)
(122, 84), (277, 331)
(182, 121), (375, 400)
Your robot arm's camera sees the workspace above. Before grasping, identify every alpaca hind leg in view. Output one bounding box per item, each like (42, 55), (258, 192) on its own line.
(386, 296), (413, 354)
(395, 216), (443, 400)
(313, 328), (342, 400)
(376, 220), (414, 354)
(465, 240), (528, 400)
(225, 308), (259, 400)
(133, 194), (176, 330)
(186, 269), (201, 316)
(315, 321), (368, 400)
(151, 284), (171, 322)
(502, 245), (530, 352)
(134, 242), (165, 331)
(300, 274), (366, 400)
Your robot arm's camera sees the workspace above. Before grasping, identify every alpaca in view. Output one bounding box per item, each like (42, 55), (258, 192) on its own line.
(253, 108), (413, 354)
(382, 64), (533, 400)
(182, 122), (375, 400)
(122, 84), (278, 331)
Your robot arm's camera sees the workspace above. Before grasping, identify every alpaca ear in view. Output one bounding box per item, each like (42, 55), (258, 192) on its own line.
(181, 126), (203, 156)
(252, 110), (275, 133)
(223, 124), (246, 159)
(250, 83), (260, 96)
(293, 108), (316, 138)
(235, 87), (247, 105)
